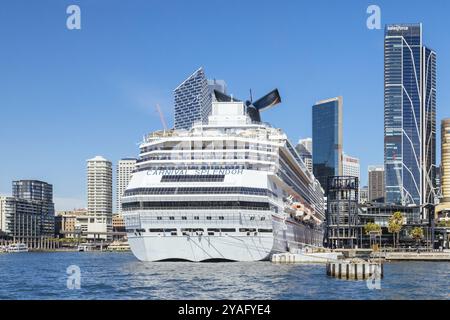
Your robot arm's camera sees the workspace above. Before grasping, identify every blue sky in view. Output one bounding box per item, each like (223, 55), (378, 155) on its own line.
(1, 0), (449, 210)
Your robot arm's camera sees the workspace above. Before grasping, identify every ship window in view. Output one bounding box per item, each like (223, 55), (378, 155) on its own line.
(220, 228), (236, 233)
(258, 229), (273, 233)
(218, 216), (224, 220)
(239, 228), (256, 232)
(164, 228), (177, 232)
(181, 228), (204, 232)
(207, 228), (220, 232)
(149, 228), (164, 233)
(136, 228), (145, 233)
(261, 217), (266, 221)
(129, 201), (271, 211)
(169, 216), (175, 220)
(206, 216), (212, 220)
(194, 216), (199, 220)
(181, 216), (187, 220)
(250, 216), (255, 221)
(208, 232), (214, 236)
(157, 216), (162, 220)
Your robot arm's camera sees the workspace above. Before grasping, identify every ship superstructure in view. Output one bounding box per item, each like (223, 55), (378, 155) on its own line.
(122, 97), (325, 261)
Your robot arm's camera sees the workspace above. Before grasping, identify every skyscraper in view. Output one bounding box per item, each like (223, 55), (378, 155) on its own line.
(368, 165), (385, 203)
(312, 97), (343, 192)
(87, 156), (112, 238)
(384, 24), (436, 206)
(174, 67), (212, 130)
(116, 158), (136, 214)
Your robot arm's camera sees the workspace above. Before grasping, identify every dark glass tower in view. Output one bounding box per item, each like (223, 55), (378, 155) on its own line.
(312, 97), (343, 193)
(384, 24), (436, 206)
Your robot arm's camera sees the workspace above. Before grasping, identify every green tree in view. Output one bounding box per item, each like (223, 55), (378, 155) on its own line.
(388, 211), (404, 248)
(364, 222), (382, 250)
(364, 222), (382, 235)
(411, 227), (424, 243)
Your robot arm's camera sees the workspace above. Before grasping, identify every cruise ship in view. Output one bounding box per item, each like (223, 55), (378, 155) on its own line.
(122, 90), (325, 262)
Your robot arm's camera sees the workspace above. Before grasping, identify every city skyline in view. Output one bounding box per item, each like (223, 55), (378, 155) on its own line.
(1, 1), (450, 210)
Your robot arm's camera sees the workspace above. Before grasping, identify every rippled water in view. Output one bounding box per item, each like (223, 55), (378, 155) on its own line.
(0, 252), (448, 299)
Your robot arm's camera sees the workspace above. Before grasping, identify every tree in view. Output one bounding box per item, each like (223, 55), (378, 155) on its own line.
(388, 211), (404, 248)
(411, 227), (424, 247)
(364, 222), (382, 235)
(364, 222), (382, 250)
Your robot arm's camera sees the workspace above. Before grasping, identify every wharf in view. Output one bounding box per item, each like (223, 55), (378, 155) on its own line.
(384, 251), (450, 261)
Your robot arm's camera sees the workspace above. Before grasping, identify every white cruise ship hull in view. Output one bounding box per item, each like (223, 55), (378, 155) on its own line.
(127, 216), (323, 262)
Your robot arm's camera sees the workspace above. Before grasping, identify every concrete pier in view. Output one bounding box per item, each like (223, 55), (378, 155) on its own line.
(272, 251), (343, 263)
(326, 260), (383, 280)
(385, 252), (450, 261)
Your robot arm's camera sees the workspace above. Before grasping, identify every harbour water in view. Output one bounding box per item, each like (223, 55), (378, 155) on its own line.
(0, 252), (448, 300)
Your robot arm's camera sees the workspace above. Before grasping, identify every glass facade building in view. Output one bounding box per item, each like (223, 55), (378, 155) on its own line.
(1, 180), (55, 247)
(384, 24), (436, 206)
(312, 97), (343, 193)
(12, 180), (53, 203)
(174, 67), (212, 130)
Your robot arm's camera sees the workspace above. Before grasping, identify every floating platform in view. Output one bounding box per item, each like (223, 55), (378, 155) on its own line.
(326, 260), (383, 280)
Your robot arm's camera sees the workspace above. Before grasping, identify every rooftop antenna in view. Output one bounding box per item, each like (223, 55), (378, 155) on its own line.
(155, 103), (168, 131)
(249, 89), (253, 103)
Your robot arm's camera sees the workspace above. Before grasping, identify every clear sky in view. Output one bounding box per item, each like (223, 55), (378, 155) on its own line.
(0, 0), (449, 210)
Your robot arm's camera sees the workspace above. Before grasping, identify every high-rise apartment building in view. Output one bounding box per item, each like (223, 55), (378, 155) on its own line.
(174, 67), (212, 130)
(312, 97), (343, 193)
(87, 156), (112, 239)
(368, 165), (385, 203)
(384, 24), (436, 206)
(116, 158), (136, 214)
(0, 180), (55, 248)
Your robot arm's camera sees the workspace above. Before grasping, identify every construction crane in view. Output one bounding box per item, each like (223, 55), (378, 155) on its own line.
(155, 103), (168, 131)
